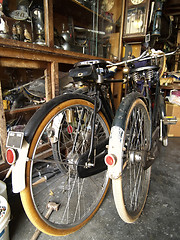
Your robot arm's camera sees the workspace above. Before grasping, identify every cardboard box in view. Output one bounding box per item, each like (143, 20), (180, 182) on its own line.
(166, 103), (180, 137)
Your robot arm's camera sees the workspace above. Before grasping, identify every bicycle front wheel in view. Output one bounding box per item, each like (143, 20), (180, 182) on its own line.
(111, 94), (151, 223)
(20, 94), (110, 236)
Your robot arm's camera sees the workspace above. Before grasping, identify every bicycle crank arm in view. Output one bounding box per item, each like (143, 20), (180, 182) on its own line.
(77, 138), (108, 178)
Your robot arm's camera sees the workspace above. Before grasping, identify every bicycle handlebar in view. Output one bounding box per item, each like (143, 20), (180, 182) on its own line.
(107, 47), (179, 67)
(107, 50), (149, 67)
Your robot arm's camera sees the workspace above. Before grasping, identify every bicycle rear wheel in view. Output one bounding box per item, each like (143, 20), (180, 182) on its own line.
(111, 94), (151, 223)
(20, 94), (110, 236)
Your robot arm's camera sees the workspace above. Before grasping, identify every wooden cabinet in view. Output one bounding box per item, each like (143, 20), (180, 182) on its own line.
(0, 0), (124, 166)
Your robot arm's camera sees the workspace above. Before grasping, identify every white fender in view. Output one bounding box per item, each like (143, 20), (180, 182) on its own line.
(107, 126), (125, 180)
(12, 140), (29, 193)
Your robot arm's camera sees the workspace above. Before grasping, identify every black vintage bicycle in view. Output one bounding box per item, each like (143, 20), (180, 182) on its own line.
(6, 48), (178, 236)
(105, 49), (177, 224)
(9, 59), (118, 236)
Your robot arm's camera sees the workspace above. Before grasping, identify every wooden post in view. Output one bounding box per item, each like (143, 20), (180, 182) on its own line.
(44, 0), (54, 47)
(44, 63), (52, 101)
(118, 0), (125, 61)
(51, 62), (59, 98)
(175, 30), (180, 72)
(112, 71), (123, 109)
(0, 81), (7, 162)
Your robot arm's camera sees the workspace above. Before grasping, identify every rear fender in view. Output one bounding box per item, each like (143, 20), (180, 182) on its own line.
(12, 140), (29, 193)
(107, 126), (125, 180)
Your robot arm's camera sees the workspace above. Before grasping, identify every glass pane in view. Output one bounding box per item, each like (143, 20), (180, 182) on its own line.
(124, 7), (146, 35)
(53, 0), (121, 59)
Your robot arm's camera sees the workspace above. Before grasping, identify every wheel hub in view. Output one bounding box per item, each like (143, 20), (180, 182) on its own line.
(129, 151), (145, 164)
(66, 152), (79, 175)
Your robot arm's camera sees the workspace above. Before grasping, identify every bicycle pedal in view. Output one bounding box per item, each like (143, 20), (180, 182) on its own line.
(163, 116), (177, 125)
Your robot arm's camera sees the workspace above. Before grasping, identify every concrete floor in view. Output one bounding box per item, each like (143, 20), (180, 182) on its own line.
(6, 137), (180, 240)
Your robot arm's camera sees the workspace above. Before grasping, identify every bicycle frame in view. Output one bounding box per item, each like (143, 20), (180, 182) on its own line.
(77, 79), (115, 171)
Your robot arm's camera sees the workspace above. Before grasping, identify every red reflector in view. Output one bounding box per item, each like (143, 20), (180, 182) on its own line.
(67, 125), (73, 134)
(105, 154), (116, 166)
(6, 148), (16, 165)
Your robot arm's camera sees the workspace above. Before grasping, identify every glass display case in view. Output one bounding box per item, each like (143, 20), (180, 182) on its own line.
(53, 0), (122, 59)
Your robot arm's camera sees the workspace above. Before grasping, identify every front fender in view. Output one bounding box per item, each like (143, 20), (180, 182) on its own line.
(12, 140), (29, 193)
(107, 126), (125, 180)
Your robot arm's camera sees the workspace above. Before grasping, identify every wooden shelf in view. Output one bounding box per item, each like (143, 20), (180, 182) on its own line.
(0, 38), (103, 66)
(5, 105), (42, 116)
